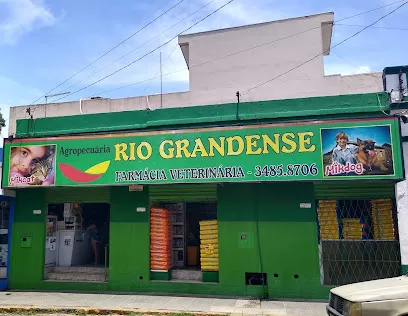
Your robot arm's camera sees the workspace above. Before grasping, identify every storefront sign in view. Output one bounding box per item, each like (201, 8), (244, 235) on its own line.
(1, 117), (403, 187)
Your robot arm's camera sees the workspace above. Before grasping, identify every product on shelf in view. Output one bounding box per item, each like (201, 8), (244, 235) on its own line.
(200, 220), (219, 271)
(63, 203), (83, 230)
(150, 208), (172, 271)
(317, 200), (339, 240)
(371, 199), (395, 240)
(342, 218), (364, 240)
(166, 203), (186, 269)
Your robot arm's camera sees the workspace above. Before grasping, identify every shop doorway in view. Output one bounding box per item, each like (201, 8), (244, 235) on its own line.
(44, 203), (110, 282)
(150, 201), (217, 282)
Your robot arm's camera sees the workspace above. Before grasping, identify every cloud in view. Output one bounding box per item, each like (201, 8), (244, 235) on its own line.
(325, 63), (372, 76)
(0, 0), (56, 45)
(188, 0), (282, 33)
(0, 76), (42, 103)
(159, 0), (284, 39)
(0, 76), (43, 137)
(70, 0), (281, 95)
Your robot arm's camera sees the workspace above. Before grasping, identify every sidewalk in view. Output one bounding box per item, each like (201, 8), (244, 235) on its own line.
(0, 291), (327, 315)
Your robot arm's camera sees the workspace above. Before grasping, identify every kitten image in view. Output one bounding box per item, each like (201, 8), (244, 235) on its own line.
(29, 153), (55, 185)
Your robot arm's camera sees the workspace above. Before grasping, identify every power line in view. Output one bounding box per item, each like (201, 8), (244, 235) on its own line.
(85, 26), (325, 98)
(8, 43), (181, 137)
(53, 0), (408, 102)
(28, 0), (186, 106)
(56, 0), (218, 97)
(336, 23), (408, 31)
(51, 0), (237, 103)
(334, 0), (406, 22)
(6, 0), (408, 133)
(82, 14), (390, 97)
(331, 52), (382, 80)
(243, 1), (408, 94)
(141, 43), (179, 96)
(83, 27), (377, 98)
(37, 0), (407, 105)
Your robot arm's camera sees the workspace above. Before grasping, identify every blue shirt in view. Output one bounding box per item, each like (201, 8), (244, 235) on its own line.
(332, 144), (358, 165)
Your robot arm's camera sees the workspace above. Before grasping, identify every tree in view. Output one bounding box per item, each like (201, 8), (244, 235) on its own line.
(0, 110), (5, 132)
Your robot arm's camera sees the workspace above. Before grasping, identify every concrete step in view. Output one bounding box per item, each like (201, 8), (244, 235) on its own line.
(53, 266), (105, 274)
(172, 269), (202, 281)
(47, 272), (106, 282)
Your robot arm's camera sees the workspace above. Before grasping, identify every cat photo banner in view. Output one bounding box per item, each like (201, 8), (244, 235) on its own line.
(1, 117), (403, 188)
(7, 145), (56, 186)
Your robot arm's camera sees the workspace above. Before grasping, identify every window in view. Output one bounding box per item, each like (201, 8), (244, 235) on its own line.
(317, 199), (400, 285)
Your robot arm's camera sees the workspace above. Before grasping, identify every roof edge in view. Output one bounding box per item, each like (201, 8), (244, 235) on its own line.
(15, 92), (389, 138)
(179, 11), (334, 40)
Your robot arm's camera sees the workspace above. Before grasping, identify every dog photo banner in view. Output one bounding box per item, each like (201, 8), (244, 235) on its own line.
(1, 117), (403, 187)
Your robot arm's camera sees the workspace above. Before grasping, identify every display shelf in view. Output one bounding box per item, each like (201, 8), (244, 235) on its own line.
(163, 203), (186, 269)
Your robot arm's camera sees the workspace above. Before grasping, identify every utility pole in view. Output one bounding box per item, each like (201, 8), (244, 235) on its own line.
(44, 92), (70, 117)
(160, 52), (163, 109)
(45, 92), (71, 104)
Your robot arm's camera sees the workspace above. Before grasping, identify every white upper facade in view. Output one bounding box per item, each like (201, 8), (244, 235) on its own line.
(8, 12), (382, 136)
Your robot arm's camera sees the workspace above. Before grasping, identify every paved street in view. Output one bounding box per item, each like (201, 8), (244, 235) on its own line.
(0, 291), (327, 315)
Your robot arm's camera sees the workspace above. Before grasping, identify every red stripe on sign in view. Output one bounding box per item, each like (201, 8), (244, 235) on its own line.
(59, 162), (103, 183)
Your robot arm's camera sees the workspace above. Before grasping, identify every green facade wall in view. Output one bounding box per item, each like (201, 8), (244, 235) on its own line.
(8, 183), (330, 299)
(16, 93), (390, 138)
(218, 182), (327, 299)
(7, 92), (402, 299)
(109, 187), (150, 291)
(10, 188), (46, 288)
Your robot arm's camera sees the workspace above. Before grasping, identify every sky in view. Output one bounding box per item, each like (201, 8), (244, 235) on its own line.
(1, 0), (408, 139)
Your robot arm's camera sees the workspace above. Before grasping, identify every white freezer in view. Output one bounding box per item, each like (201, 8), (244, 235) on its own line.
(57, 230), (92, 267)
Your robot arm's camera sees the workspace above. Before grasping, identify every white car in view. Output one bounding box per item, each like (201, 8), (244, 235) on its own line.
(327, 274), (408, 316)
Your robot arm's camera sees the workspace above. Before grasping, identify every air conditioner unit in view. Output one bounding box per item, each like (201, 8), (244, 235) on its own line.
(390, 90), (402, 103)
(383, 66), (408, 104)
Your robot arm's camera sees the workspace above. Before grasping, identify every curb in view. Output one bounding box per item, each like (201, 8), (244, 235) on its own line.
(0, 306), (227, 315)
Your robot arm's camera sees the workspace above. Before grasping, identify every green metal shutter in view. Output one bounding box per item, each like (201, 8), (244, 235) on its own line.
(149, 184), (217, 202)
(45, 187), (111, 204)
(314, 181), (396, 200)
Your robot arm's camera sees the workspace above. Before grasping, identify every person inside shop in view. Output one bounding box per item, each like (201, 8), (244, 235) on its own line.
(86, 220), (101, 265)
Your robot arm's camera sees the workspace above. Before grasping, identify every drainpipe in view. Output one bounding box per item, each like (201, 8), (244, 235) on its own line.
(79, 98), (91, 114)
(146, 95), (151, 111)
(79, 97), (105, 114)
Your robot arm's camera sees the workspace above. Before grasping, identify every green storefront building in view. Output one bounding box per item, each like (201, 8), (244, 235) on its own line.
(2, 92), (404, 299)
